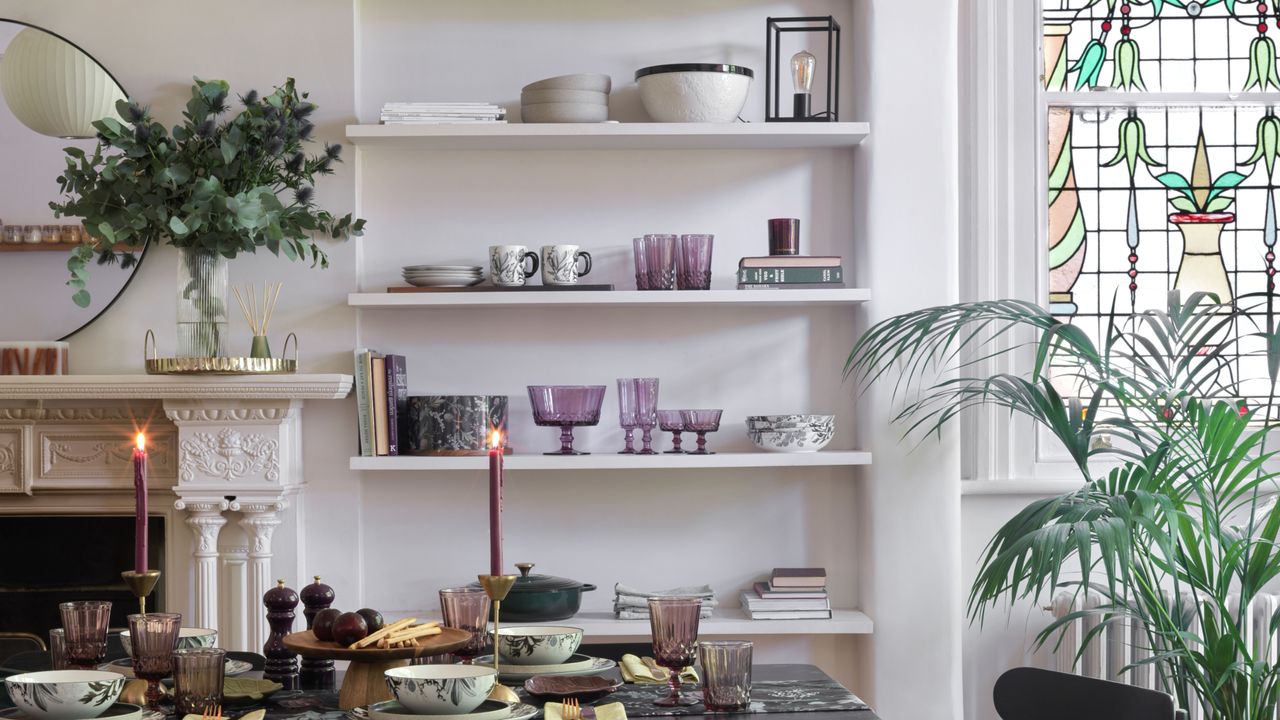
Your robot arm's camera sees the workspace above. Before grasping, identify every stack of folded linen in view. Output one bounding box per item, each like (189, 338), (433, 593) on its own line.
(613, 583), (716, 620)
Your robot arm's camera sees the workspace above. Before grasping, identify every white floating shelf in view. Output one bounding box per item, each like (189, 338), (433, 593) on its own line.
(349, 288), (870, 308)
(385, 609), (873, 637)
(0, 374), (353, 401)
(351, 451), (871, 471)
(345, 122), (870, 151)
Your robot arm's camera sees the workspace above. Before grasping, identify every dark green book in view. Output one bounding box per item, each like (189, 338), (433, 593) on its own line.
(737, 267), (844, 285)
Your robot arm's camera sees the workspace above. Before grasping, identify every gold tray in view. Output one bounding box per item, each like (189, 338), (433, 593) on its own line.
(144, 330), (298, 375)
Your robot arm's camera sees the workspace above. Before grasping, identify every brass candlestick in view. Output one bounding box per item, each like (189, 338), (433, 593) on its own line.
(478, 574), (518, 704)
(121, 570), (161, 615)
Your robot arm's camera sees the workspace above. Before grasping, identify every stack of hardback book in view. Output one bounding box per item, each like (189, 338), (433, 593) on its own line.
(737, 256), (844, 289)
(740, 568), (831, 620)
(354, 349), (409, 457)
(379, 102), (506, 124)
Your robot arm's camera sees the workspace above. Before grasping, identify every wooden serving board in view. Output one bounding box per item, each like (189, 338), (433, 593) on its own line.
(282, 628), (471, 710)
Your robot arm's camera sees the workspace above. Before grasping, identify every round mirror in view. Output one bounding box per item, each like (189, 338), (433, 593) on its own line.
(0, 20), (142, 342)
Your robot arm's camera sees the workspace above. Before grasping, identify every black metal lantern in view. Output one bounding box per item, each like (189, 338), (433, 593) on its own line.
(766, 16), (841, 122)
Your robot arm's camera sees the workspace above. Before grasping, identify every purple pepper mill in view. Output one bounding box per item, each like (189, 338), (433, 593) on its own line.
(299, 575), (336, 689)
(263, 579), (300, 689)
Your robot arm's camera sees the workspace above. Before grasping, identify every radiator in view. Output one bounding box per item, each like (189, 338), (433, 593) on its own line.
(1047, 591), (1280, 720)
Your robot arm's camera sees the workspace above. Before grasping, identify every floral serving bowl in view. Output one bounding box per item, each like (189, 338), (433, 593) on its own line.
(494, 625), (583, 666)
(384, 664), (496, 715)
(4, 670), (125, 720)
(747, 415), (835, 453)
(119, 626), (216, 657)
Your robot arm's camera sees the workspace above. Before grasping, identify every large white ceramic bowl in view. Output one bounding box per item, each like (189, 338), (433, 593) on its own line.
(520, 102), (609, 124)
(522, 73), (612, 94)
(520, 89), (608, 106)
(384, 665), (497, 715)
(494, 625), (583, 666)
(747, 415), (835, 453)
(635, 64), (753, 123)
(5, 670), (125, 720)
(119, 627), (216, 657)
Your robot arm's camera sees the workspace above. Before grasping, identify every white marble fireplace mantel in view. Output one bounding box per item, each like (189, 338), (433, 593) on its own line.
(0, 374), (352, 652)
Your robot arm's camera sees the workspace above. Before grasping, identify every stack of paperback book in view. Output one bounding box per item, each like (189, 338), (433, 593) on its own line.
(354, 349), (408, 457)
(739, 568), (831, 620)
(379, 102), (506, 124)
(737, 256), (844, 289)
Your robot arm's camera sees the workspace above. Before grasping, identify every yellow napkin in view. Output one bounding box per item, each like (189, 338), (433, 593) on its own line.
(619, 654), (698, 684)
(544, 702), (627, 720)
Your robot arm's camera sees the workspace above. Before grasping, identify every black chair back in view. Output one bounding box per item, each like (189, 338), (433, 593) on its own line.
(994, 667), (1179, 720)
(0, 633), (45, 667)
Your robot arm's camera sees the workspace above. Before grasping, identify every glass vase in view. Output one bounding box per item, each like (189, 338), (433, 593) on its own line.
(176, 247), (229, 358)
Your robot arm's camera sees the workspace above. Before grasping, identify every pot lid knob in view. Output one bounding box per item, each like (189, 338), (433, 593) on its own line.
(515, 562), (534, 578)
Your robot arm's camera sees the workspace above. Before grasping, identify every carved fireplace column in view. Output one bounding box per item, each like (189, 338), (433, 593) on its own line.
(173, 499), (229, 630)
(233, 500), (286, 652)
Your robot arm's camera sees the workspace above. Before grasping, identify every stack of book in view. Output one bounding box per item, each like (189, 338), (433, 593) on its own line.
(379, 102), (507, 125)
(737, 256), (844, 289)
(354, 349), (409, 457)
(739, 568), (831, 620)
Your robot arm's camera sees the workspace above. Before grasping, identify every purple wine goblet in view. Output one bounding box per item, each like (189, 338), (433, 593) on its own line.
(648, 597), (703, 707)
(528, 385), (607, 454)
(680, 409), (723, 455)
(633, 378), (659, 454)
(657, 410), (686, 453)
(128, 612), (182, 710)
(677, 234), (714, 290)
(617, 378), (639, 454)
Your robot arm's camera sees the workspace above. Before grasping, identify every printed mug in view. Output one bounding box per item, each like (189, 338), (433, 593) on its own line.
(489, 245), (540, 286)
(541, 245), (593, 285)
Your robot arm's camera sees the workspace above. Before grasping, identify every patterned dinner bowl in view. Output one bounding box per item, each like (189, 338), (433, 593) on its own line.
(5, 670), (125, 720)
(384, 664), (496, 715)
(120, 626), (216, 656)
(747, 415), (836, 453)
(494, 625), (583, 666)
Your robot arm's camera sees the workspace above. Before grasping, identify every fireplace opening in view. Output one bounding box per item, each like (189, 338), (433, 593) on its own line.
(0, 515), (165, 639)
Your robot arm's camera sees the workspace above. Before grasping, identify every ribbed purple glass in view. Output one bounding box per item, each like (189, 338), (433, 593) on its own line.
(648, 597), (703, 707)
(656, 410), (686, 453)
(633, 238), (651, 290)
(173, 648), (225, 716)
(528, 385), (607, 455)
(439, 587), (491, 658)
(699, 641), (753, 710)
(677, 235), (714, 290)
(643, 235), (677, 290)
(680, 409), (723, 455)
(617, 378), (639, 454)
(129, 612), (182, 710)
(59, 601), (111, 669)
(633, 378), (659, 454)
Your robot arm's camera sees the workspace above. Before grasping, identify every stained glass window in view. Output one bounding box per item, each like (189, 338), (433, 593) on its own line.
(1044, 1), (1280, 411)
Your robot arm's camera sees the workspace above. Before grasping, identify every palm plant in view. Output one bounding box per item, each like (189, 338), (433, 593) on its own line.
(846, 291), (1280, 719)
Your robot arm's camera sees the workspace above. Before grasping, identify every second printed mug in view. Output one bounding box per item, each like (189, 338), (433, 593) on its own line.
(489, 245), (540, 286)
(541, 245), (593, 285)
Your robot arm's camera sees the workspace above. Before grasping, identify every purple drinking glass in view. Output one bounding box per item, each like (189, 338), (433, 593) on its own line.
(680, 409), (723, 455)
(633, 378), (659, 455)
(677, 234), (714, 290)
(59, 600), (111, 669)
(643, 234), (678, 290)
(528, 385), (607, 454)
(173, 648), (225, 716)
(657, 410), (686, 453)
(48, 629), (68, 670)
(617, 378), (639, 454)
(648, 597), (703, 707)
(633, 237), (651, 290)
(439, 587), (491, 659)
(128, 612), (182, 710)
(699, 640), (753, 711)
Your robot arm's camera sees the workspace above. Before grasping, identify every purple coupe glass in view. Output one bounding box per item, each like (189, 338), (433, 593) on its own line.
(657, 410), (686, 453)
(680, 409), (723, 455)
(633, 378), (659, 454)
(648, 597), (704, 707)
(677, 234), (714, 290)
(528, 385), (607, 455)
(617, 378), (639, 454)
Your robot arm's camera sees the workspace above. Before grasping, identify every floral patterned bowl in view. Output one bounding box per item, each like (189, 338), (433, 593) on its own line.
(384, 664), (496, 715)
(119, 626), (216, 657)
(5, 670), (125, 720)
(494, 625), (583, 666)
(747, 415), (835, 453)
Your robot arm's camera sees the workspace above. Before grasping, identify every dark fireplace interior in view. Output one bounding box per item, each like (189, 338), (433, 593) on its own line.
(0, 516), (166, 640)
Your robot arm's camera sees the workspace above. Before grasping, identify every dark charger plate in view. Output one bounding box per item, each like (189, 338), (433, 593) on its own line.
(524, 674), (623, 702)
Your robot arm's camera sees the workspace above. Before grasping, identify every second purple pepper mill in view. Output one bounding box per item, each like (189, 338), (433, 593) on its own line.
(263, 579), (300, 689)
(299, 575), (336, 689)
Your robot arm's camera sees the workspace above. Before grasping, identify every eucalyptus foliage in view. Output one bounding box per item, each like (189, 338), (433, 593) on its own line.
(51, 77), (365, 307)
(846, 292), (1280, 719)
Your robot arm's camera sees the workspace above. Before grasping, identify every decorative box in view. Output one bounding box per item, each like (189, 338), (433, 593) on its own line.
(405, 395), (508, 456)
(0, 341), (69, 375)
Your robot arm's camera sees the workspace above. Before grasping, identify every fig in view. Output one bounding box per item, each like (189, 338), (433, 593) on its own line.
(313, 607), (342, 642)
(333, 611), (369, 646)
(357, 608), (384, 633)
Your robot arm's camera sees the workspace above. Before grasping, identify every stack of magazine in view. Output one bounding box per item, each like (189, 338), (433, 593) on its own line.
(379, 102), (506, 125)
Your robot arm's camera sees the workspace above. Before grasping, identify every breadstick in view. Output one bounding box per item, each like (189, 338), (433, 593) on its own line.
(385, 625), (443, 644)
(351, 617), (417, 649)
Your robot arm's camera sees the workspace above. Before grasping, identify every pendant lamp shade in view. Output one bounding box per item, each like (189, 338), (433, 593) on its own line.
(0, 28), (125, 139)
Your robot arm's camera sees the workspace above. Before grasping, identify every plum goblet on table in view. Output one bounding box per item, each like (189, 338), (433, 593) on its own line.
(648, 597), (704, 707)
(128, 612), (181, 711)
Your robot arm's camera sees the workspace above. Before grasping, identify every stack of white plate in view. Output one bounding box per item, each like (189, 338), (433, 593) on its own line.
(402, 265), (484, 288)
(520, 74), (611, 123)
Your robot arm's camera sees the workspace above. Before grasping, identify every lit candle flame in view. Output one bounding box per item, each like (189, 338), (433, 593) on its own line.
(135, 433), (146, 452)
(490, 429), (502, 450)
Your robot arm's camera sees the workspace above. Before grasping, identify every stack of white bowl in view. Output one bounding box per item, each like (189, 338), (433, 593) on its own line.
(520, 74), (611, 123)
(402, 265), (484, 288)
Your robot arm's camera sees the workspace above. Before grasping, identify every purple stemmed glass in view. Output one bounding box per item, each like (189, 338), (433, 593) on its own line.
(528, 385), (607, 454)
(648, 597), (704, 707)
(680, 409), (723, 455)
(677, 234), (714, 290)
(633, 237), (651, 290)
(633, 378), (659, 454)
(128, 612), (182, 711)
(657, 410), (686, 453)
(617, 378), (639, 454)
(643, 234), (678, 290)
